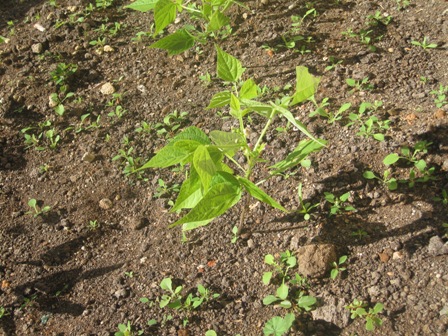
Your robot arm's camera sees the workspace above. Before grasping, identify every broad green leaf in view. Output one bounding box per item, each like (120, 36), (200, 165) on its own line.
(160, 277), (173, 292)
(279, 300), (292, 309)
(264, 254), (275, 265)
(270, 139), (326, 174)
(210, 130), (245, 155)
(262, 295), (279, 306)
(138, 145), (192, 170)
(262, 272), (272, 285)
(238, 177), (287, 212)
(207, 91), (231, 109)
(277, 283), (289, 300)
(240, 98), (273, 118)
(373, 133), (384, 141)
(171, 168), (202, 211)
(239, 78), (258, 100)
(154, 0), (177, 35)
(363, 171), (376, 179)
(124, 0), (158, 12)
(170, 175), (242, 231)
(193, 145), (217, 192)
(291, 66), (320, 105)
(263, 314), (295, 336)
(207, 10), (230, 32)
(415, 159), (426, 172)
(149, 29), (195, 55)
(171, 139), (203, 163)
(230, 93), (241, 118)
(297, 295), (316, 311)
(383, 153), (399, 165)
(216, 45), (245, 82)
(271, 102), (324, 145)
(171, 126), (210, 145)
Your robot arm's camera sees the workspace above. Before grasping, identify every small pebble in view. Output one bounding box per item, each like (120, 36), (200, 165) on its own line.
(99, 198), (113, 210)
(31, 43), (43, 54)
(100, 82), (115, 95)
(82, 152), (96, 163)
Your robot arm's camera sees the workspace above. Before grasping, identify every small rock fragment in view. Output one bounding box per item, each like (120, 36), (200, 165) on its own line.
(113, 288), (129, 299)
(130, 217), (149, 230)
(49, 95), (58, 108)
(392, 251), (404, 260)
(311, 293), (350, 328)
(82, 152), (96, 163)
(31, 43), (43, 54)
(428, 236), (448, 256)
(100, 82), (115, 95)
(434, 109), (446, 119)
(99, 198), (113, 210)
(103, 45), (114, 52)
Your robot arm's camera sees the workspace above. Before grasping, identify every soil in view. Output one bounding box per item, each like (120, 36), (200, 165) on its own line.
(0, 0), (447, 335)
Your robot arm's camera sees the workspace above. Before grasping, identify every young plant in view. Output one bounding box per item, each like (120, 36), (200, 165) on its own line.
(231, 225), (239, 243)
(296, 182), (319, 220)
(366, 11), (392, 26)
(346, 77), (374, 92)
(363, 169), (398, 191)
(346, 299), (384, 331)
(26, 199), (51, 217)
(154, 110), (189, 138)
(153, 178), (180, 199)
(347, 101), (389, 141)
(324, 56), (342, 72)
(324, 192), (356, 216)
(125, 0), (247, 55)
(309, 98), (351, 124)
(330, 255), (347, 280)
(136, 46), (326, 233)
(114, 321), (143, 336)
(0, 307), (10, 318)
(411, 37), (437, 50)
(88, 220), (100, 230)
(430, 84), (447, 108)
(50, 62), (77, 86)
(434, 189), (448, 205)
(263, 313), (295, 336)
(382, 141), (431, 171)
(112, 147), (146, 179)
(396, 0), (411, 10)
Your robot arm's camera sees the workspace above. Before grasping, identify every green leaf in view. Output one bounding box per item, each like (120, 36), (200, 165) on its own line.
(210, 130), (245, 155)
(207, 90), (231, 109)
(171, 168), (202, 211)
(240, 98), (273, 117)
(171, 126), (210, 145)
(363, 171), (376, 179)
(193, 145), (217, 192)
(160, 277), (173, 292)
(124, 0), (158, 12)
(262, 272), (272, 285)
(276, 283), (289, 300)
(55, 104), (65, 116)
(262, 295), (279, 306)
(291, 66), (320, 105)
(270, 139), (326, 174)
(264, 254), (275, 265)
(138, 145), (192, 170)
(205, 331), (217, 336)
(149, 29), (195, 55)
(170, 172), (242, 230)
(238, 177), (287, 212)
(414, 159), (426, 172)
(271, 103), (324, 145)
(230, 93), (241, 118)
(263, 313), (295, 336)
(240, 78), (258, 100)
(297, 295), (316, 311)
(383, 153), (399, 165)
(215, 45), (245, 82)
(373, 133), (384, 141)
(207, 10), (230, 32)
(154, 0), (177, 35)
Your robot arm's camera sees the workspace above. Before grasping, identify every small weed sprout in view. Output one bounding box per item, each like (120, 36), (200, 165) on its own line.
(346, 77), (374, 92)
(324, 192), (356, 216)
(0, 307), (10, 318)
(330, 255), (348, 280)
(26, 199), (51, 217)
(396, 0), (411, 10)
(411, 37), (437, 50)
(263, 313), (295, 336)
(363, 169), (398, 191)
(434, 189), (448, 205)
(114, 321), (143, 336)
(88, 220), (100, 230)
(231, 225), (239, 243)
(296, 182), (319, 220)
(346, 299), (384, 331)
(430, 84), (447, 108)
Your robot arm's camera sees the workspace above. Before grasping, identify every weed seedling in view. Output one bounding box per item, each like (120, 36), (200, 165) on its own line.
(411, 37), (437, 50)
(363, 169), (398, 191)
(324, 56), (342, 72)
(26, 199), (51, 217)
(135, 121), (152, 134)
(367, 11), (392, 26)
(396, 0), (411, 10)
(0, 307), (10, 318)
(153, 178), (180, 199)
(330, 255), (347, 280)
(346, 299), (384, 331)
(324, 192), (356, 216)
(50, 63), (77, 86)
(434, 189), (448, 205)
(296, 182), (319, 220)
(114, 321), (143, 336)
(231, 225), (239, 243)
(309, 98), (351, 124)
(112, 147), (147, 180)
(346, 77), (374, 92)
(430, 84), (447, 108)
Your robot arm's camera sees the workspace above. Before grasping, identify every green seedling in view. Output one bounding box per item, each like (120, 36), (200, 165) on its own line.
(18, 294), (37, 311)
(342, 29), (378, 51)
(430, 84), (447, 108)
(108, 105), (127, 119)
(112, 147), (146, 179)
(88, 220), (100, 230)
(411, 37), (437, 50)
(135, 121), (152, 134)
(0, 307), (10, 318)
(131, 30), (152, 43)
(290, 8), (317, 34)
(324, 56), (342, 72)
(76, 114), (101, 133)
(205, 331), (218, 336)
(363, 169), (398, 191)
(366, 11), (392, 26)
(296, 182), (319, 220)
(324, 192), (356, 216)
(309, 98), (351, 124)
(124, 271), (134, 278)
(199, 72), (212, 86)
(351, 229), (369, 240)
(346, 77), (374, 92)
(347, 101), (389, 141)
(346, 299), (384, 331)
(89, 36), (107, 47)
(137, 46), (326, 233)
(263, 313), (295, 336)
(383, 141), (432, 170)
(330, 255), (347, 280)
(434, 189), (448, 205)
(263, 252), (316, 311)
(114, 321), (143, 336)
(96, 0), (114, 10)
(50, 63), (77, 86)
(125, 0), (247, 55)
(154, 110), (189, 137)
(396, 0), (411, 10)
(153, 178), (180, 199)
(231, 225), (239, 243)
(50, 90), (75, 116)
(26, 199), (51, 217)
